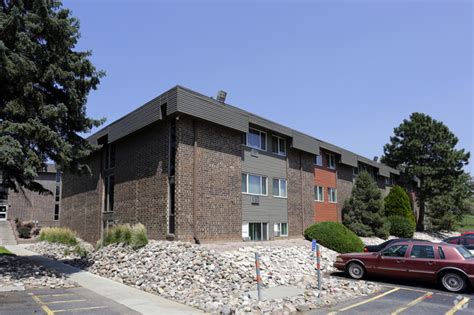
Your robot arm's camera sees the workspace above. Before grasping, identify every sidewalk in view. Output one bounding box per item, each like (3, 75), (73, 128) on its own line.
(5, 245), (204, 315)
(0, 221), (17, 245)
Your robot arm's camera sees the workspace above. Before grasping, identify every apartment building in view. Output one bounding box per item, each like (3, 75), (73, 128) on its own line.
(60, 85), (408, 243)
(0, 164), (62, 226)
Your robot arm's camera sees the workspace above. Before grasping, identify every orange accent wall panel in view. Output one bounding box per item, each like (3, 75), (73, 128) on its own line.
(314, 149), (338, 222)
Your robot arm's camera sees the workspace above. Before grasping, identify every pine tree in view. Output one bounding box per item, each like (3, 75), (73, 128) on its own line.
(382, 113), (470, 231)
(342, 171), (389, 238)
(0, 0), (104, 193)
(384, 185), (415, 226)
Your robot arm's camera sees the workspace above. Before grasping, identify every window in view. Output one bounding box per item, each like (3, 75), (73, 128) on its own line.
(385, 176), (393, 186)
(55, 171), (61, 183)
(314, 155), (323, 166)
(462, 235), (474, 246)
(249, 223), (268, 241)
(246, 128), (266, 151)
(327, 153), (336, 169)
(352, 167), (359, 176)
(271, 136), (286, 156)
(104, 175), (115, 212)
(54, 204), (59, 221)
(328, 188), (337, 203)
(55, 186), (60, 202)
(314, 186), (324, 202)
(381, 244), (408, 257)
(272, 178), (287, 198)
(456, 246), (473, 259)
(105, 143), (116, 169)
(410, 245), (435, 259)
(242, 173), (267, 196)
(274, 223), (288, 237)
(438, 246), (445, 259)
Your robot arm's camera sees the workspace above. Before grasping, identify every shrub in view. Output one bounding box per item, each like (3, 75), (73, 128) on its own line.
(103, 223), (148, 249)
(73, 245), (89, 258)
(18, 226), (32, 238)
(39, 227), (77, 245)
(384, 185), (416, 227)
(342, 171), (389, 238)
(304, 222), (364, 253)
(387, 215), (415, 238)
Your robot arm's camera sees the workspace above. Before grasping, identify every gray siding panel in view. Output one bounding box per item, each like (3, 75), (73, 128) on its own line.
(292, 131), (320, 155)
(241, 148), (288, 224)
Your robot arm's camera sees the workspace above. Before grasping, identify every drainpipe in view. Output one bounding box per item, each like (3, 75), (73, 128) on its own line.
(300, 151), (304, 234)
(193, 120), (200, 244)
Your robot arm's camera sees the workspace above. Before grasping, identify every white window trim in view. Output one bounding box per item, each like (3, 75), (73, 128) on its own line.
(242, 173), (268, 196)
(271, 135), (286, 156)
(246, 128), (267, 151)
(327, 153), (336, 170)
(328, 188), (337, 203)
(314, 186), (324, 202)
(314, 155), (323, 167)
(352, 167), (359, 176)
(274, 222), (288, 237)
(272, 178), (287, 198)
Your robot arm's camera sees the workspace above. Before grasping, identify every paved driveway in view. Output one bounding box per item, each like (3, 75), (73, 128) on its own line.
(310, 285), (473, 315)
(0, 287), (139, 315)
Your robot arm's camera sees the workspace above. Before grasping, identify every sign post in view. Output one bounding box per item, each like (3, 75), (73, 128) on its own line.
(316, 242), (322, 291)
(255, 252), (262, 301)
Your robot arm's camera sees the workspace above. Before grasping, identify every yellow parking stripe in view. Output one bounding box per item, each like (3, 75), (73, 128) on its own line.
(391, 292), (433, 315)
(52, 306), (108, 313)
(45, 299), (86, 304)
(34, 293), (76, 298)
(31, 295), (54, 315)
(328, 287), (400, 314)
(445, 297), (470, 315)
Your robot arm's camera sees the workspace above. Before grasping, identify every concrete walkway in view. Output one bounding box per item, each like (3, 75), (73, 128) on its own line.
(0, 221), (17, 245)
(5, 245), (203, 315)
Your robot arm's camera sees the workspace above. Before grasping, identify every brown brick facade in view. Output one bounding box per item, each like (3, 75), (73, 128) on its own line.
(175, 117), (242, 242)
(7, 172), (60, 226)
(314, 150), (338, 222)
(287, 150), (314, 237)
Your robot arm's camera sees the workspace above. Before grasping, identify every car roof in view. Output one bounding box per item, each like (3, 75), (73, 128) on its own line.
(393, 240), (445, 246)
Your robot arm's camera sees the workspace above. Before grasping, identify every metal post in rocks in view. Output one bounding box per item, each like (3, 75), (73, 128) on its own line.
(255, 252), (262, 301)
(316, 241), (322, 291)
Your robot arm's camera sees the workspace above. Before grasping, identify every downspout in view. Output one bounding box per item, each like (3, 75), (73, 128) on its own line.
(300, 151), (304, 234)
(193, 120), (200, 244)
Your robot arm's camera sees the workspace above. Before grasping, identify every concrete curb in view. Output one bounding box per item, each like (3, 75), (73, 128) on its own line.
(6, 245), (204, 315)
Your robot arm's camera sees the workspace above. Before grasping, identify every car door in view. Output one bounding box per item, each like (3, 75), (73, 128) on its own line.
(374, 244), (409, 278)
(405, 244), (438, 281)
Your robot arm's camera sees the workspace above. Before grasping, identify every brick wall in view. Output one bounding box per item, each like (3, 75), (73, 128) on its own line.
(314, 150), (338, 222)
(175, 116), (242, 242)
(287, 150), (314, 236)
(8, 172), (59, 226)
(61, 153), (102, 243)
(336, 163), (354, 222)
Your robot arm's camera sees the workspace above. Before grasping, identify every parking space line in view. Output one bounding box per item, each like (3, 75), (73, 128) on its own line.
(445, 297), (470, 315)
(31, 295), (54, 315)
(34, 293), (76, 298)
(391, 291), (433, 315)
(52, 306), (108, 313)
(328, 287), (400, 314)
(45, 299), (87, 304)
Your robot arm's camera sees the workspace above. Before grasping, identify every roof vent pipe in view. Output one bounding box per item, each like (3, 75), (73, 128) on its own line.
(217, 90), (227, 103)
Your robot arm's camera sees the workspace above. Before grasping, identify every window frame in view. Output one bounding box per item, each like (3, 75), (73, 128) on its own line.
(242, 173), (268, 196)
(314, 155), (323, 167)
(271, 135), (286, 156)
(314, 186), (324, 202)
(274, 222), (288, 237)
(54, 204), (60, 221)
(246, 128), (267, 151)
(104, 175), (115, 212)
(328, 187), (337, 203)
(327, 153), (336, 169)
(272, 178), (287, 198)
(409, 244), (435, 259)
(352, 167), (359, 176)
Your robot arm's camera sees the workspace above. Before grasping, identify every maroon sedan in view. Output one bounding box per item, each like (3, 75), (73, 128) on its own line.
(334, 241), (474, 292)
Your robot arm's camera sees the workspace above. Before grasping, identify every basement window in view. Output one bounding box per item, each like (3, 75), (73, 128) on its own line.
(274, 223), (288, 237)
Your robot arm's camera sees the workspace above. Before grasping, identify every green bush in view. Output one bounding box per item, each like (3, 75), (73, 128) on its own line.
(304, 222), (364, 253)
(103, 223), (148, 249)
(384, 185), (416, 227)
(18, 226), (32, 238)
(387, 215), (415, 238)
(39, 227), (77, 245)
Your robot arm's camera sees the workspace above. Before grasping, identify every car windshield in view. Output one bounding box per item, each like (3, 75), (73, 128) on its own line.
(457, 246), (474, 259)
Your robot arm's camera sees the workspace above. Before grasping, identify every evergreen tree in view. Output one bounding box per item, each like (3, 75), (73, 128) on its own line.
(342, 171), (389, 238)
(382, 113), (470, 231)
(384, 185), (415, 226)
(0, 0), (104, 193)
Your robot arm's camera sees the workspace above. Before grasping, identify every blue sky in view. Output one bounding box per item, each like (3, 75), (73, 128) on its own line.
(64, 0), (473, 172)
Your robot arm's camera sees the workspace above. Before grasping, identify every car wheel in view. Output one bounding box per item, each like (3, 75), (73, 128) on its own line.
(347, 262), (365, 280)
(441, 272), (467, 293)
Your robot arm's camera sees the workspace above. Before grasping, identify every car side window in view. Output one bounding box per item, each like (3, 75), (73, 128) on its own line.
(410, 245), (435, 259)
(381, 245), (408, 257)
(463, 235), (474, 245)
(438, 246), (445, 259)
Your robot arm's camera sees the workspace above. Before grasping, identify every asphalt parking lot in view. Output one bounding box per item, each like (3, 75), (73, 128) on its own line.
(0, 287), (138, 315)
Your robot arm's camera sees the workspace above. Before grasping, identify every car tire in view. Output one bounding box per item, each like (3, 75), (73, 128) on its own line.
(440, 272), (467, 293)
(347, 262), (365, 280)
